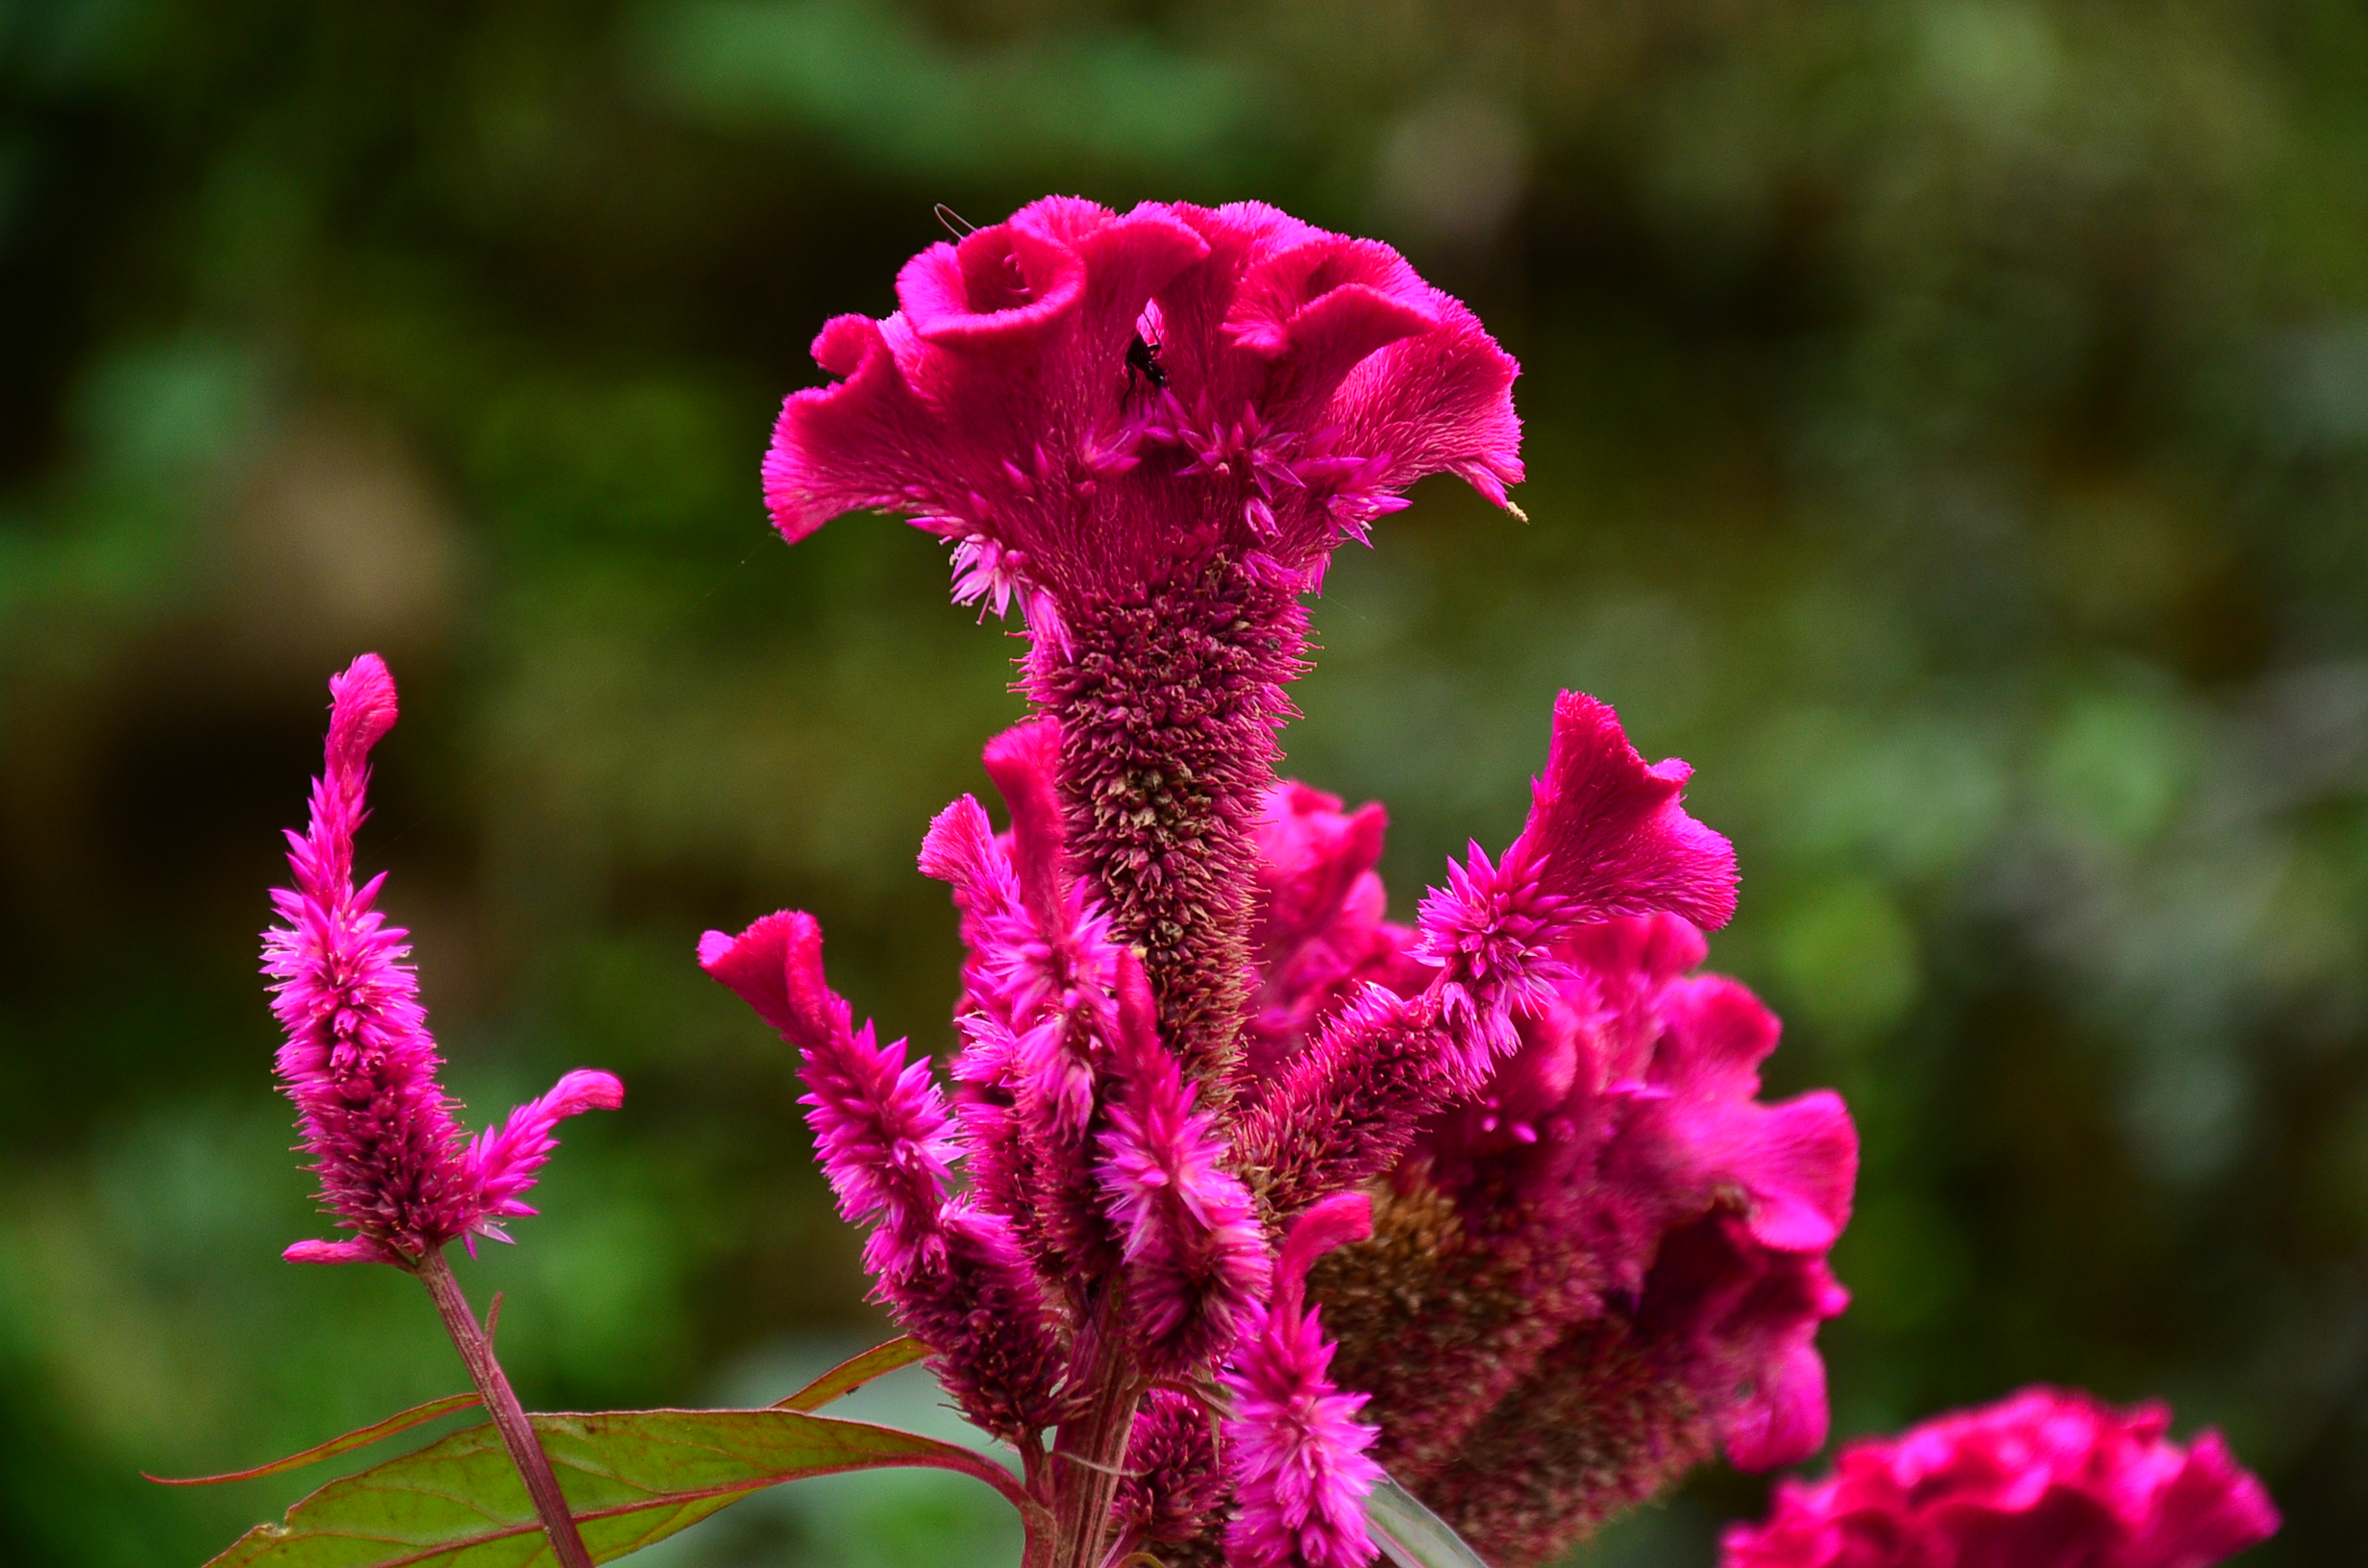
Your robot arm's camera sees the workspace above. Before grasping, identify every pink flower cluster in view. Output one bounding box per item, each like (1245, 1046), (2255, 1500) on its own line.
(263, 654), (622, 1268)
(728, 195), (2279, 1568)
(1237, 777), (1852, 1566)
(1723, 1387), (2280, 1568)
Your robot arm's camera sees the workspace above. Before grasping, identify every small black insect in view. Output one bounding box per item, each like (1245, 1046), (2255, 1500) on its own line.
(1124, 330), (1167, 400)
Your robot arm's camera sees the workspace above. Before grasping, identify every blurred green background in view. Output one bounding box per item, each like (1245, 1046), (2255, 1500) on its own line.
(3, 1), (2363, 1563)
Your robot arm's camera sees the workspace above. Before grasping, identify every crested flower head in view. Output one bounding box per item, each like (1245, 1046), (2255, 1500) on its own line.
(264, 654), (621, 1267)
(764, 198), (1521, 627)
(1721, 1386), (2280, 1568)
(765, 201), (1526, 1088)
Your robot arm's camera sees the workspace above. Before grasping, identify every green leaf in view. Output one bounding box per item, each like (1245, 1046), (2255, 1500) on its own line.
(772, 1334), (928, 1411)
(155, 1335), (924, 1494)
(202, 1407), (1045, 1568)
(147, 1394), (485, 1486)
(1366, 1469), (1492, 1568)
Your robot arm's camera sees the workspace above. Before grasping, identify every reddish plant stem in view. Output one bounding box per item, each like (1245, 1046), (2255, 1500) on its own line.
(415, 1249), (596, 1568)
(1049, 1302), (1146, 1568)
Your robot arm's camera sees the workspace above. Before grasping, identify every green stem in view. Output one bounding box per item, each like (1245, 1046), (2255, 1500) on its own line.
(416, 1249), (596, 1568)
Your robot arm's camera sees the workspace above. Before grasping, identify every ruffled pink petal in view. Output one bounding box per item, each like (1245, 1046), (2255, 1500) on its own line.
(1509, 691), (1739, 929)
(1718, 1327), (1837, 1473)
(897, 221), (1087, 349)
(764, 314), (950, 543)
(1331, 296), (1524, 507)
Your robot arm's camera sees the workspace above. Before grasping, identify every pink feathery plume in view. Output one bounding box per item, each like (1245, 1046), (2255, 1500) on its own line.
(264, 653), (621, 1266)
(1413, 691), (1737, 1077)
(464, 1069), (628, 1246)
(918, 794), (1041, 1242)
(1720, 1386), (2280, 1568)
(699, 909), (1073, 1438)
(1097, 952), (1270, 1376)
(924, 721), (1128, 1290)
(1223, 1191), (1385, 1568)
(1237, 985), (1455, 1216)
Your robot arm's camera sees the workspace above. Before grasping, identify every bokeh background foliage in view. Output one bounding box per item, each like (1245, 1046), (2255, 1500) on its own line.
(2, 0), (2363, 1562)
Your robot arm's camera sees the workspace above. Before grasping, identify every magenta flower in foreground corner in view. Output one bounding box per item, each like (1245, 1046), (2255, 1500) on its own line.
(1722, 1387), (2280, 1568)
(266, 652), (624, 1267)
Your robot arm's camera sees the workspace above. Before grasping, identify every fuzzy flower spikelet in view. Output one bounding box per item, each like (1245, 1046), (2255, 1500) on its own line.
(263, 654), (621, 1267)
(1223, 1193), (1385, 1568)
(699, 909), (1071, 1439)
(1721, 1387), (2280, 1568)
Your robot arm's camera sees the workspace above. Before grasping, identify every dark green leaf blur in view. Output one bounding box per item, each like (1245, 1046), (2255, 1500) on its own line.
(2, 2), (2360, 1564)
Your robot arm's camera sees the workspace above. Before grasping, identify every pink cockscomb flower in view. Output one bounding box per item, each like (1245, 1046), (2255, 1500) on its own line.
(766, 197), (1523, 1089)
(738, 196), (1875, 1568)
(1224, 1192), (1386, 1568)
(264, 653), (621, 1267)
(1721, 1386), (2280, 1568)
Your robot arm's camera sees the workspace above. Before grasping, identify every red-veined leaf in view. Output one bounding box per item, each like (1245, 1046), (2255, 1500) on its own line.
(147, 1394), (485, 1486)
(771, 1335), (927, 1411)
(200, 1406), (1048, 1568)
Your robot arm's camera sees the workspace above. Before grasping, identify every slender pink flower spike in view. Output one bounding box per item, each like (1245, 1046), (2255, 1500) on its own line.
(699, 909), (1073, 1439)
(264, 653), (621, 1266)
(922, 719), (1131, 1295)
(766, 198), (1522, 1090)
(1223, 1190), (1386, 1568)
(262, 653), (622, 1568)
(1096, 950), (1270, 1376)
(1721, 1386), (2280, 1568)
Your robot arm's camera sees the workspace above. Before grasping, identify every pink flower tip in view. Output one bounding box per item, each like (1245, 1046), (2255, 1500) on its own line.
(283, 1238), (387, 1265)
(1223, 1189), (1385, 1568)
(326, 652), (400, 772)
(698, 910), (834, 1048)
(466, 1068), (628, 1235)
(1510, 691), (1738, 931)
